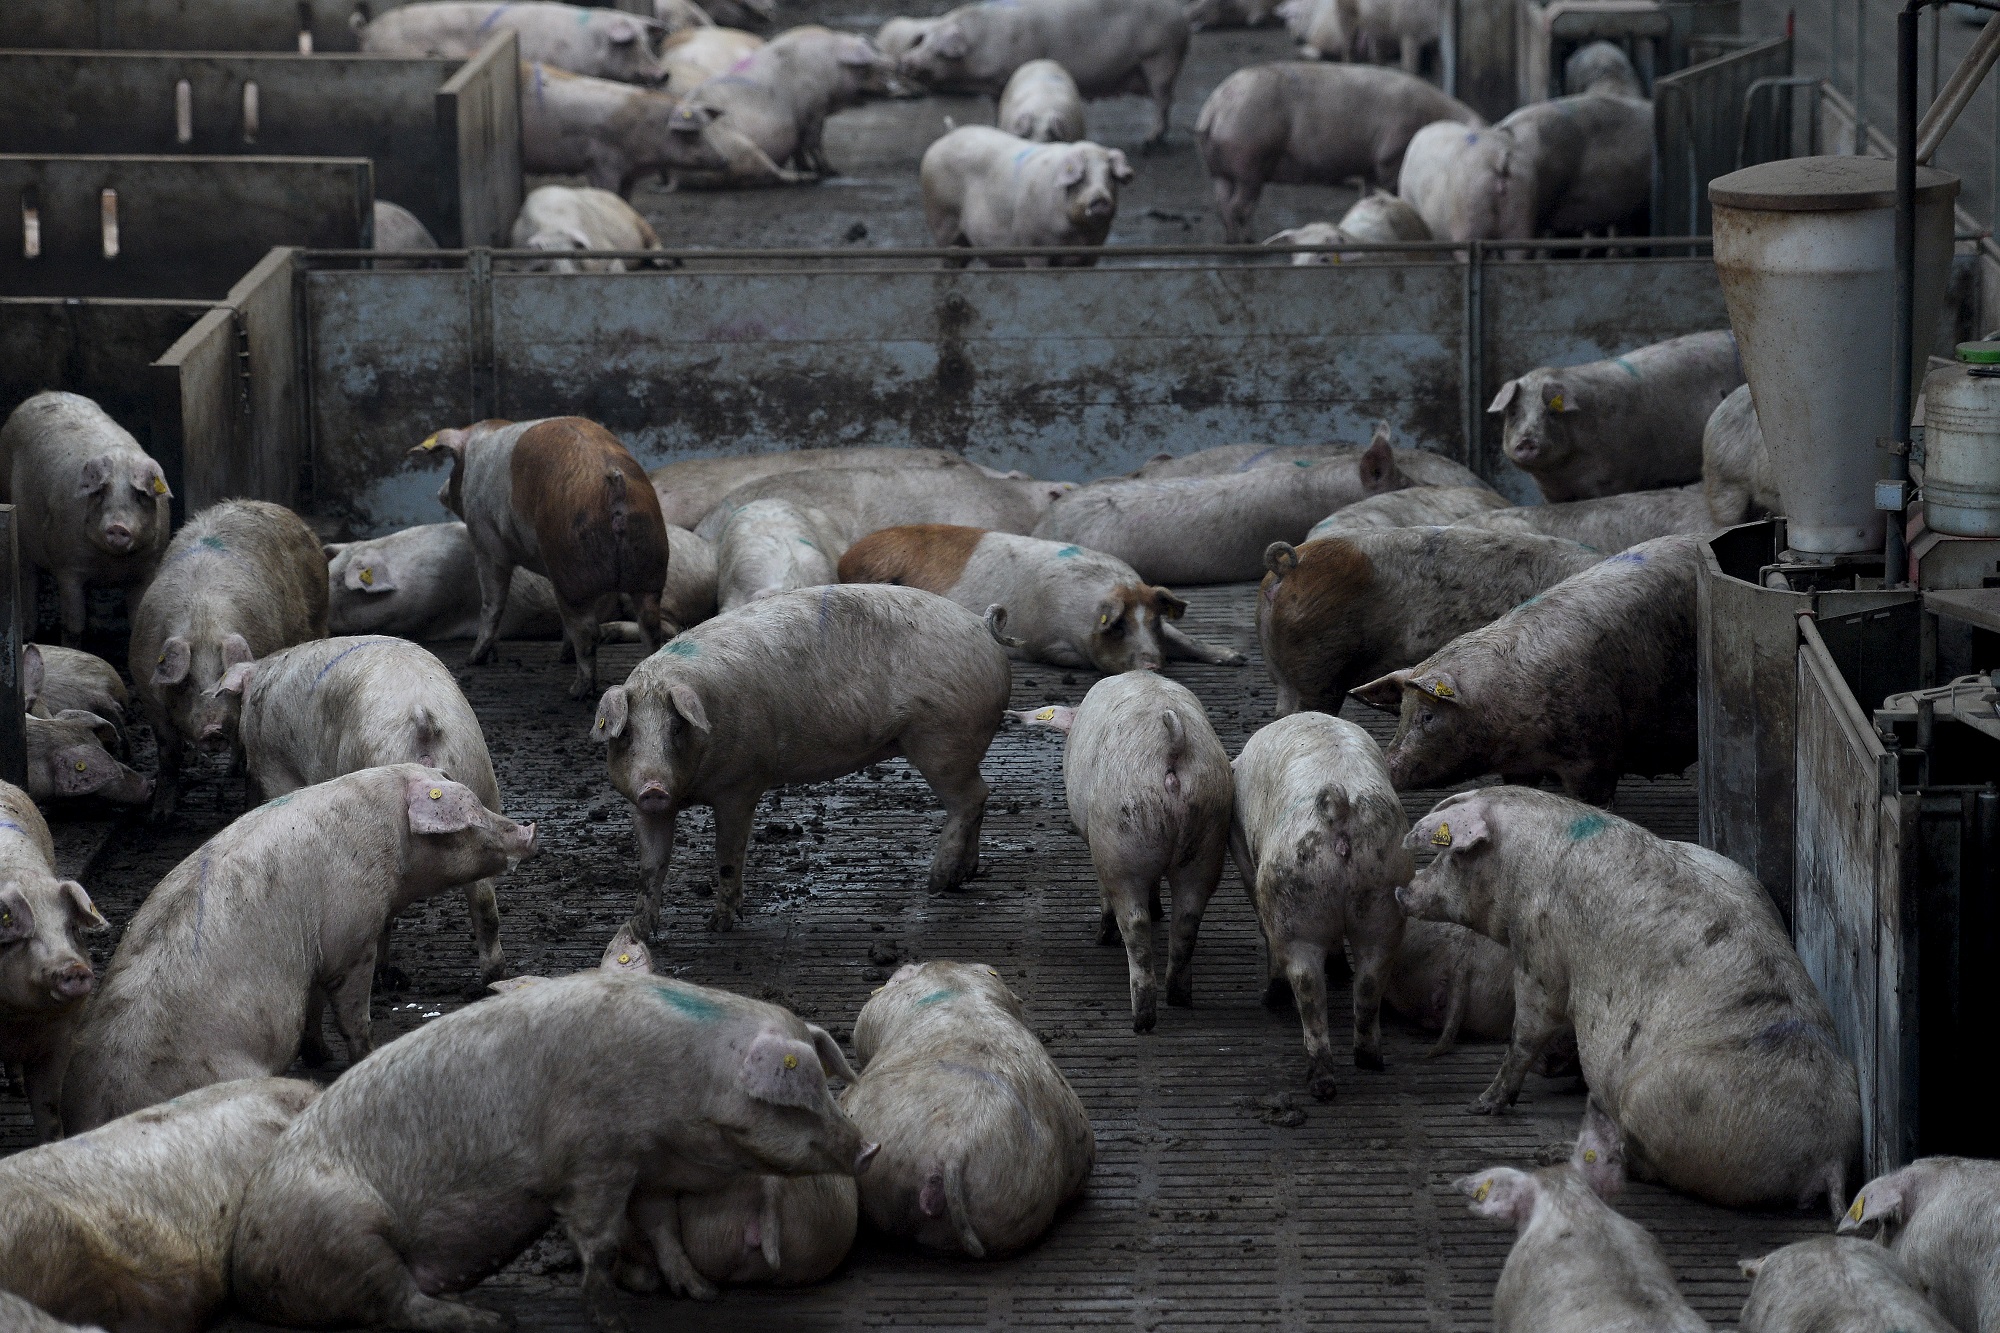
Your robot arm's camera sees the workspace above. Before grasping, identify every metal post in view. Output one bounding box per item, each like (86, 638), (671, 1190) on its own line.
(1891, 2), (1922, 589)
(0, 505), (26, 791)
(1930, 5), (1942, 112)
(1857, 0), (1870, 150)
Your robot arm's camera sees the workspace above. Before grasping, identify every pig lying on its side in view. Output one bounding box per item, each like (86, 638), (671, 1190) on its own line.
(1703, 383), (1777, 525)
(22, 644), (127, 726)
(1262, 189), (1434, 264)
(509, 184), (664, 271)
(1739, 1237), (1956, 1333)
(697, 465), (1070, 543)
(838, 525), (1244, 671)
(1450, 484), (1718, 552)
(521, 62), (688, 196)
(663, 27), (766, 95)
(1131, 431), (1480, 483)
(921, 128), (1133, 265)
(845, 961), (1094, 1256)
(0, 1078), (317, 1333)
(355, 2), (670, 83)
(1401, 787), (1861, 1210)
(667, 27), (901, 184)
(1839, 1157), (2000, 1332)
(1306, 485), (1509, 536)
(998, 59), (1088, 141)
(716, 498), (848, 611)
(22, 710), (150, 806)
(650, 446), (985, 529)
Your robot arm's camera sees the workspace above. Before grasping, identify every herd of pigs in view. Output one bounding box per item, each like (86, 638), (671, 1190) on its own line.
(347, 0), (1652, 265)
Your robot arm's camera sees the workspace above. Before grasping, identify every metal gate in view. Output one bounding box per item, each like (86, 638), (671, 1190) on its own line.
(1653, 34), (1795, 238)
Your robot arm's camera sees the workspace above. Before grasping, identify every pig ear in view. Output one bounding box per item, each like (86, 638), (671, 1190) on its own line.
(60, 880), (109, 933)
(1486, 379), (1519, 414)
(55, 709), (119, 749)
(1542, 380), (1578, 413)
(133, 462), (170, 499)
(0, 887), (34, 944)
(1108, 150), (1134, 183)
(1007, 704), (1076, 733)
(600, 925), (653, 974)
(1411, 669), (1461, 704)
(410, 427), (469, 462)
(1458, 1167), (1538, 1222)
(210, 661), (256, 699)
(345, 557), (396, 594)
(1572, 1100), (1626, 1200)
(740, 1031), (829, 1108)
(1149, 587), (1188, 620)
(806, 1023), (860, 1084)
(406, 775), (485, 835)
(1406, 801), (1491, 853)
(22, 644), (44, 710)
(932, 23), (968, 58)
(77, 456), (112, 497)
(220, 634), (254, 670)
(593, 685), (629, 741)
(1349, 668), (1413, 714)
(1056, 152), (1086, 188)
(668, 683), (710, 736)
(152, 637), (191, 686)
(1359, 429), (1404, 494)
(1738, 1256), (1767, 1279)
(1838, 1178), (1908, 1234)
(606, 15), (640, 44)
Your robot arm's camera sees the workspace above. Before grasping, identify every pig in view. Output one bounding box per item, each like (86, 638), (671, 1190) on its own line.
(1185, 0), (1284, 27)
(21, 643), (126, 726)
(508, 184), (664, 271)
(412, 416), (668, 697)
(1230, 713), (1410, 1099)
(354, 2), (671, 83)
(0, 1292), (101, 1333)
(997, 59), (1088, 141)
(1306, 485), (1510, 536)
(0, 782), (106, 1141)
(1262, 188), (1433, 263)
(0, 1078), (317, 1333)
(230, 972), (876, 1328)
(1259, 528), (1599, 715)
(1128, 429), (1481, 483)
(595, 584), (1011, 936)
(1459, 1101), (1710, 1333)
(1838, 1157), (2000, 1332)
(370, 200), (438, 268)
(22, 710), (151, 806)
(221, 636), (512, 984)
(715, 497), (847, 611)
(1011, 673), (1231, 1031)
(0, 391), (171, 646)
(876, 15), (942, 60)
(844, 960), (1094, 1256)
(1739, 1237), (1957, 1333)
(650, 446), (984, 529)
(652, 0), (718, 31)
(520, 62), (690, 196)
(894, 0), (1190, 144)
(1566, 39), (1643, 97)
(663, 26), (766, 95)
(657, 521), (721, 631)
(1197, 62), (1480, 242)
(1703, 383), (1777, 525)
(838, 525), (1245, 671)
(1354, 534), (1699, 804)
(920, 127), (1132, 264)
(1384, 919), (1514, 1048)
(326, 521), (564, 640)
(1283, 0), (1442, 69)
(697, 464), (1071, 543)
(61, 765), (538, 1132)
(1451, 484), (1719, 551)
(1399, 786), (1862, 1209)
(1489, 330), (1744, 502)
(128, 499), (329, 819)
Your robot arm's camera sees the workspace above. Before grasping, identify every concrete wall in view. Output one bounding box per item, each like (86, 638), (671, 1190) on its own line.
(0, 296), (214, 466)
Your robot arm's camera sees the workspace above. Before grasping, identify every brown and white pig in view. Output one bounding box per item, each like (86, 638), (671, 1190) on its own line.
(997, 59), (1087, 141)
(412, 416), (668, 697)
(61, 765), (538, 1132)
(845, 960), (1094, 1257)
(1306, 485), (1509, 536)
(230, 972), (876, 1330)
(1260, 529), (1599, 716)
(1197, 62), (1479, 242)
(1011, 673), (1231, 1031)
(838, 525), (1244, 671)
(0, 391), (171, 646)
(1355, 533), (1699, 805)
(128, 499), (329, 819)
(1399, 786), (1861, 1209)
(1459, 1101), (1710, 1333)
(1451, 484), (1718, 552)
(22, 710), (151, 807)
(716, 497), (848, 611)
(23, 643), (128, 728)
(1133, 430), (1482, 484)
(663, 26), (766, 96)
(1488, 330), (1743, 502)
(596, 584), (1010, 936)
(1703, 382), (1777, 525)
(1838, 1157), (2000, 1332)
(697, 465), (1070, 543)
(521, 61), (688, 196)
(355, 2), (671, 82)
(920, 127), (1132, 264)
(1230, 713), (1409, 1100)
(0, 781), (106, 1141)
(508, 184), (664, 271)
(1739, 1237), (1956, 1333)
(222, 636), (512, 984)
(0, 1077), (317, 1333)
(650, 445), (983, 529)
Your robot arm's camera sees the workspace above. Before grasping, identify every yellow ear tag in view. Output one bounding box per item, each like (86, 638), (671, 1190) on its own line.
(1035, 707), (1055, 721)
(1431, 822), (1452, 847)
(783, 1053), (798, 1069)
(152, 477), (168, 495)
(617, 953), (631, 964)
(1847, 1196), (1866, 1223)
(1098, 614), (1110, 626)
(1549, 394), (1565, 412)
(359, 567), (374, 586)
(987, 969), (999, 977)
(418, 433), (439, 450)
(157, 654), (166, 666)
(1474, 1179), (1491, 1203)
(1428, 680), (1455, 699)
(74, 760), (87, 771)
(872, 986), (884, 994)
(428, 788), (443, 800)
(1583, 1149), (1597, 1164)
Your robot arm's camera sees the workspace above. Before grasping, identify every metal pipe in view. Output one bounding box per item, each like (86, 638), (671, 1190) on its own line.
(1892, 1), (1925, 589)
(1930, 5), (1942, 112)
(1857, 0), (1869, 151)
(1916, 2), (2000, 160)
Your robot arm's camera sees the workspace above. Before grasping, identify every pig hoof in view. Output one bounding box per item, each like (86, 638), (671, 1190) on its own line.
(1307, 1072), (1340, 1102)
(1220, 649), (1248, 666)
(1132, 1001), (1157, 1033)
(705, 907), (735, 933)
(1353, 1048), (1385, 1072)
(1467, 1097), (1508, 1116)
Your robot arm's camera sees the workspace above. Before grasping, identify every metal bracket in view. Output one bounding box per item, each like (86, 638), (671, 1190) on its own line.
(467, 247), (495, 421)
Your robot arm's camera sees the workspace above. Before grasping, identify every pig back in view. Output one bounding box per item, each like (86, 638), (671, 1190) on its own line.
(0, 781), (59, 870)
(509, 418), (670, 607)
(650, 448), (977, 530)
(137, 500), (330, 650)
(1453, 486), (1716, 553)
(1064, 672), (1231, 837)
(699, 466), (1046, 544)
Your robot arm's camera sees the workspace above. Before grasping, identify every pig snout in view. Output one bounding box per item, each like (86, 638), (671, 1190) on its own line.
(1507, 434), (1541, 464)
(198, 720), (230, 751)
(855, 1141), (880, 1175)
(51, 960), (96, 1001)
(507, 820), (542, 860)
(1082, 190), (1114, 220)
(102, 520), (135, 552)
(636, 781), (672, 814)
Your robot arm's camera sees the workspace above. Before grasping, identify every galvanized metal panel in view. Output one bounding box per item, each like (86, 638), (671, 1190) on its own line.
(1652, 35), (1793, 238)
(0, 296), (211, 458)
(440, 32), (522, 248)
(225, 247), (302, 508)
(150, 305), (237, 514)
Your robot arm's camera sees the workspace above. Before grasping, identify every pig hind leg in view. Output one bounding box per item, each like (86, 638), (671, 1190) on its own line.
(556, 596), (604, 700)
(1210, 172), (1262, 244)
(323, 949), (379, 1063)
(903, 730), (992, 894)
(557, 1164), (653, 1321)
(1346, 892), (1402, 1072)
(1096, 856), (1164, 1033)
(1473, 969), (1566, 1115)
(706, 790), (760, 932)
(464, 878), (505, 983)
(1271, 934), (1341, 1100)
(469, 559), (516, 666)
(1163, 836), (1227, 1009)
(1138, 50), (1182, 145)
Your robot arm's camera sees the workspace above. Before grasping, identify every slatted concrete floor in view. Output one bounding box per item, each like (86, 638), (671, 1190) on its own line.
(5, 582), (1828, 1330)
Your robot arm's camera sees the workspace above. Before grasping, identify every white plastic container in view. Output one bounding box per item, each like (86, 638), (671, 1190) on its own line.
(1711, 156), (1959, 555)
(1920, 341), (2000, 538)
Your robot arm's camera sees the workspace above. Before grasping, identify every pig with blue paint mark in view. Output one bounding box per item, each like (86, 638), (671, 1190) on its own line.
(919, 126), (1133, 265)
(716, 497), (849, 611)
(844, 960), (1094, 1257)
(1396, 785), (1861, 1212)
(230, 972), (875, 1331)
(60, 765), (538, 1132)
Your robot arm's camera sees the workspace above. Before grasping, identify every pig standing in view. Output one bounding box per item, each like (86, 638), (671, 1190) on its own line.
(716, 498), (848, 610)
(1739, 1237), (1956, 1333)
(1451, 484), (1718, 551)
(22, 643), (126, 725)
(61, 766), (538, 1132)
(1355, 534), (1699, 805)
(1306, 485), (1509, 535)
(413, 416), (668, 697)
(1230, 713), (1409, 1100)
(22, 710), (150, 806)
(509, 184), (664, 271)
(1259, 529), (1599, 715)
(230, 973), (876, 1328)
(844, 960), (1094, 1256)
(128, 499), (329, 818)
(1198, 63), (1480, 242)
(520, 62), (691, 196)
(222, 636), (512, 984)
(1399, 787), (1861, 1209)
(354, 2), (670, 82)
(1839, 1157), (2000, 1332)
(0, 391), (171, 646)
(837, 525), (1245, 671)
(0, 782), (106, 1141)
(667, 27), (901, 183)
(650, 446), (984, 529)
(921, 127), (1132, 264)
(697, 465), (1070, 543)
(1703, 383), (1776, 525)
(0, 1078), (317, 1333)
(663, 26), (766, 95)
(1012, 674), (1231, 1031)
(1489, 330), (1743, 502)
(595, 584), (1010, 936)
(1262, 188), (1433, 263)
(997, 59), (1088, 141)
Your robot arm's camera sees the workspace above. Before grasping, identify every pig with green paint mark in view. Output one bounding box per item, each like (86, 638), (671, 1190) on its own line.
(715, 498), (848, 612)
(1396, 786), (1860, 1213)
(230, 972), (875, 1331)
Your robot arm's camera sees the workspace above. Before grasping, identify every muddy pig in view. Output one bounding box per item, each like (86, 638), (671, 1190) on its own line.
(1011, 673), (1232, 1031)
(597, 584), (1010, 936)
(1400, 786), (1861, 1209)
(509, 184), (663, 271)
(62, 765), (537, 1131)
(129, 499), (328, 818)
(845, 960), (1094, 1256)
(716, 497), (848, 611)
(21, 643), (127, 726)
(998, 59), (1087, 141)
(1739, 1237), (1955, 1333)
(1260, 528), (1599, 716)
(224, 636), (511, 983)
(1839, 1157), (2000, 1331)
(0, 782), (106, 1141)
(697, 465), (1070, 543)
(22, 710), (150, 806)
(0, 1078), (316, 1333)
(1703, 383), (1777, 525)
(413, 416), (667, 697)
(1355, 534), (1698, 805)
(1452, 483), (1717, 552)
(1306, 485), (1509, 536)
(355, 2), (671, 82)
(1230, 713), (1408, 1100)
(651, 446), (982, 529)
(230, 972), (875, 1330)
(0, 391), (171, 645)
(838, 525), (1243, 671)
(921, 127), (1132, 264)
